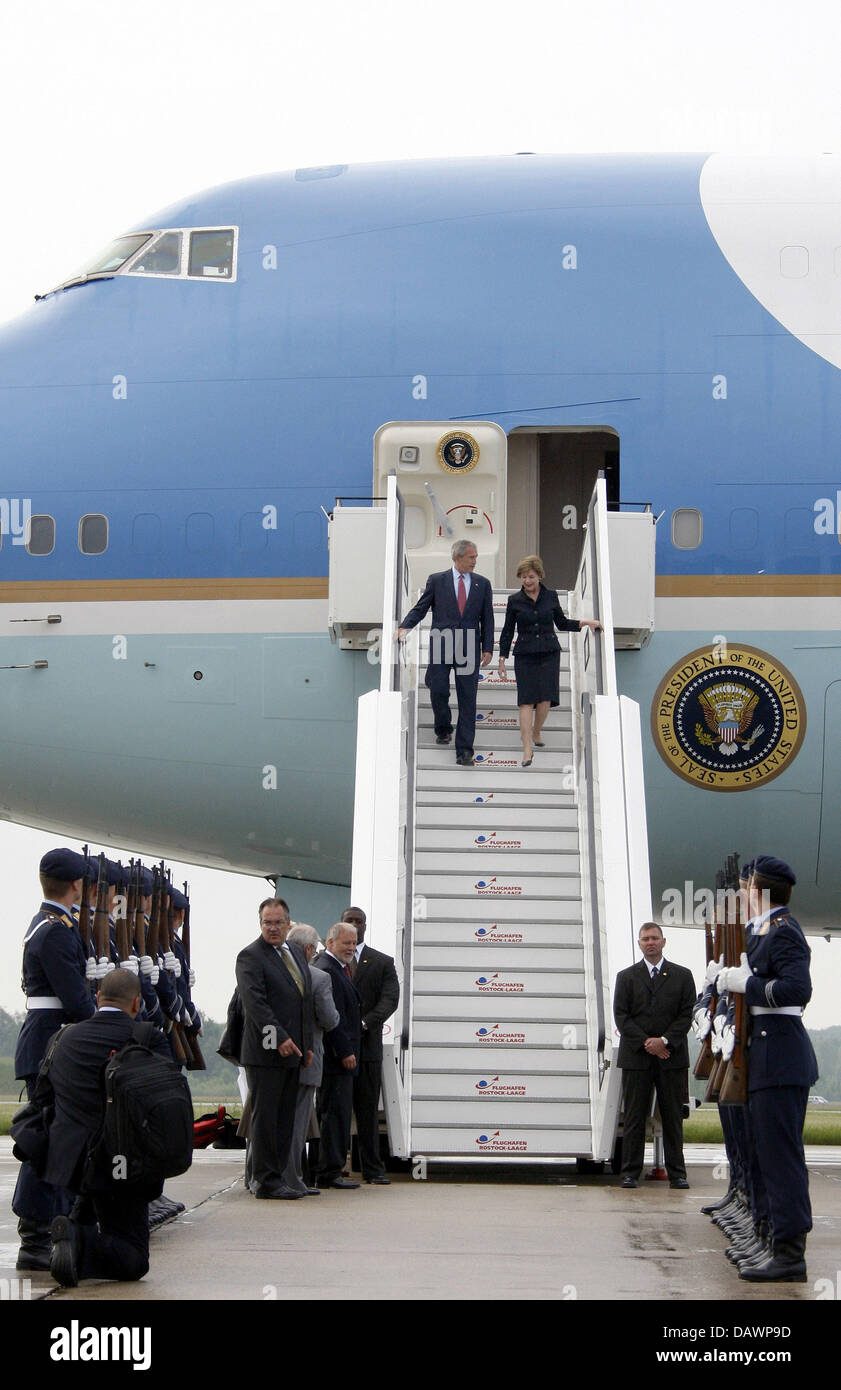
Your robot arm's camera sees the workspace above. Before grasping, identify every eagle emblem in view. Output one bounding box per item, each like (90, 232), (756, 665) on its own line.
(696, 682), (765, 757)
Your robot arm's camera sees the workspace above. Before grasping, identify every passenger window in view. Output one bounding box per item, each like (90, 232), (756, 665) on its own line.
(130, 231), (183, 276)
(26, 515), (56, 555)
(671, 509), (703, 550)
(188, 229), (235, 278)
(79, 514), (108, 554)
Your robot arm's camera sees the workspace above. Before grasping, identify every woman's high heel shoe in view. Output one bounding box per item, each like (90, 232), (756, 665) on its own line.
(522, 743), (533, 767)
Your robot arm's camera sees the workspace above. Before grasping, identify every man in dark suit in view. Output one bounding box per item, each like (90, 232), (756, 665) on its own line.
(235, 898), (314, 1199)
(613, 922), (696, 1189)
(312, 922), (362, 1189)
(715, 856), (818, 1282)
(342, 906), (400, 1185)
(396, 538), (495, 766)
(41, 968), (174, 1286)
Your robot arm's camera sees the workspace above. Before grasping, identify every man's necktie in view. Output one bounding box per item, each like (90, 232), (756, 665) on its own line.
(348, 954), (358, 980)
(281, 946), (305, 995)
(457, 575), (467, 614)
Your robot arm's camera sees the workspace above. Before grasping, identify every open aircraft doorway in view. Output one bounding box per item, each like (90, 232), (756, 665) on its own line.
(506, 427), (620, 590)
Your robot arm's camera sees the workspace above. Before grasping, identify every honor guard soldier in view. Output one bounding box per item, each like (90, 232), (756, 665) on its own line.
(132, 864), (165, 1029)
(714, 855), (818, 1282)
(12, 848), (96, 1270)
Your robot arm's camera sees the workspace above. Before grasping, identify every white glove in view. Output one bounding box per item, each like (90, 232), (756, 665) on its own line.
(120, 956), (139, 975)
(188, 967), (196, 988)
(705, 956), (725, 987)
(104, 960), (116, 974)
(691, 1006), (711, 1041)
(85, 957), (98, 981)
(139, 954), (155, 977)
(163, 950), (178, 973)
(719, 954), (752, 995)
(96, 956), (111, 979)
(172, 957), (182, 978)
(721, 1022), (736, 1061)
(149, 964), (159, 985)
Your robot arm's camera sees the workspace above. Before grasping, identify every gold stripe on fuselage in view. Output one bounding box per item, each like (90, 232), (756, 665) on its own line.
(0, 577), (330, 603)
(655, 575), (841, 598)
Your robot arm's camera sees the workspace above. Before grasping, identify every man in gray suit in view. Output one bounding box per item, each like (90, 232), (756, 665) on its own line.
(282, 925), (340, 1196)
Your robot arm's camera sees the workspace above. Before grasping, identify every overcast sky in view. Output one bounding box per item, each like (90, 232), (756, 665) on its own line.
(1, 0), (839, 1026)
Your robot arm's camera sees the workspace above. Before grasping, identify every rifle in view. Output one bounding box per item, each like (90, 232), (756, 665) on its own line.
(115, 862), (130, 962)
(695, 870), (724, 1082)
(719, 853), (749, 1106)
(92, 852), (110, 966)
(78, 844), (92, 953)
(158, 867), (188, 1066)
(181, 880), (206, 1071)
(132, 862), (146, 957)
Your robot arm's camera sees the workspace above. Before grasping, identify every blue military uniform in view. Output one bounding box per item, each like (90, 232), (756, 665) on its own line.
(744, 906), (818, 1242)
(13, 850), (96, 1265)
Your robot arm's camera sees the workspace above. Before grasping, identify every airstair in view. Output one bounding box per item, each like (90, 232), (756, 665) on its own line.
(349, 472), (653, 1165)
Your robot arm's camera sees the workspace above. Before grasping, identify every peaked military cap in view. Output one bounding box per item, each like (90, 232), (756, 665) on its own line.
(169, 887), (188, 911)
(752, 855), (796, 886)
(39, 847), (89, 881)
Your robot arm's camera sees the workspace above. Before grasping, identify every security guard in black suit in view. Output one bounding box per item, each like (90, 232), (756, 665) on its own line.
(613, 922), (696, 1188)
(341, 907), (400, 1184)
(716, 855), (818, 1282)
(12, 848), (96, 1269)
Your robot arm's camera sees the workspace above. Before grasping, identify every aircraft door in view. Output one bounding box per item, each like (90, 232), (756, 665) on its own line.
(373, 421), (507, 592)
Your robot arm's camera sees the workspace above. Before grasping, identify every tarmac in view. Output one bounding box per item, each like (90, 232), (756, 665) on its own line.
(2, 1138), (840, 1303)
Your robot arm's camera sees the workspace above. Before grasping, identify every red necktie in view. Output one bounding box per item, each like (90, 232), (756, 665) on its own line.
(457, 575), (467, 614)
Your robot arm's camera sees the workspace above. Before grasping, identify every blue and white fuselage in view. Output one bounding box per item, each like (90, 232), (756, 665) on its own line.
(0, 153), (839, 928)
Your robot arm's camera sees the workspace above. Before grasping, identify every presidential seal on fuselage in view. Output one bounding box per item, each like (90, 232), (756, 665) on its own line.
(651, 644), (806, 791)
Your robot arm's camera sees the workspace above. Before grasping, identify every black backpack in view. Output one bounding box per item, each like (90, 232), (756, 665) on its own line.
(99, 1021), (194, 1186)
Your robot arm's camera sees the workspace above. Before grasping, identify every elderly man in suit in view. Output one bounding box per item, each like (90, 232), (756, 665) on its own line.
(613, 922), (696, 1189)
(341, 906), (399, 1185)
(235, 898), (314, 1199)
(396, 538), (495, 766)
(282, 924), (340, 1196)
(312, 922), (362, 1189)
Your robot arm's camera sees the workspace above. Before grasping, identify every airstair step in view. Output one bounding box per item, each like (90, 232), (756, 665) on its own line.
(415, 787), (576, 809)
(412, 1098), (591, 1127)
(417, 745), (572, 770)
(411, 1070), (590, 1098)
(413, 1018), (586, 1046)
(410, 1043), (589, 1071)
(414, 804), (578, 829)
(414, 921), (583, 948)
(413, 996), (587, 1023)
(414, 970), (584, 998)
(416, 768), (572, 793)
(416, 897), (583, 922)
(414, 944), (584, 969)
(415, 827), (578, 852)
(409, 1126), (591, 1157)
(415, 849), (580, 876)
(414, 871), (580, 899)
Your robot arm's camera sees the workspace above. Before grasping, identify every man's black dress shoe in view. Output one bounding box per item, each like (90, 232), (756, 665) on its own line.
(253, 1184), (303, 1199)
(670, 1178), (690, 1189)
(302, 1187), (321, 1195)
(365, 1175), (391, 1185)
(318, 1177), (360, 1189)
(621, 1176), (638, 1188)
(436, 731), (452, 744)
(456, 753), (474, 766)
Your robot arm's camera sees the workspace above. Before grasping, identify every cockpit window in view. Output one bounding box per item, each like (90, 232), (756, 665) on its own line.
(79, 234), (153, 276)
(188, 229), (235, 278)
(129, 231), (183, 277)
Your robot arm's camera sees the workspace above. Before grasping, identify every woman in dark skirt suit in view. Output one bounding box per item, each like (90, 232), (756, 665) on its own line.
(497, 555), (602, 765)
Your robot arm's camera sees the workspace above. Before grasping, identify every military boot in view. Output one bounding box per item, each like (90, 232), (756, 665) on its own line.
(739, 1235), (807, 1283)
(16, 1217), (51, 1272)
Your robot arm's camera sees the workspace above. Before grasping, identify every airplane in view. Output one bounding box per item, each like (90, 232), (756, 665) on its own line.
(0, 149), (839, 941)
